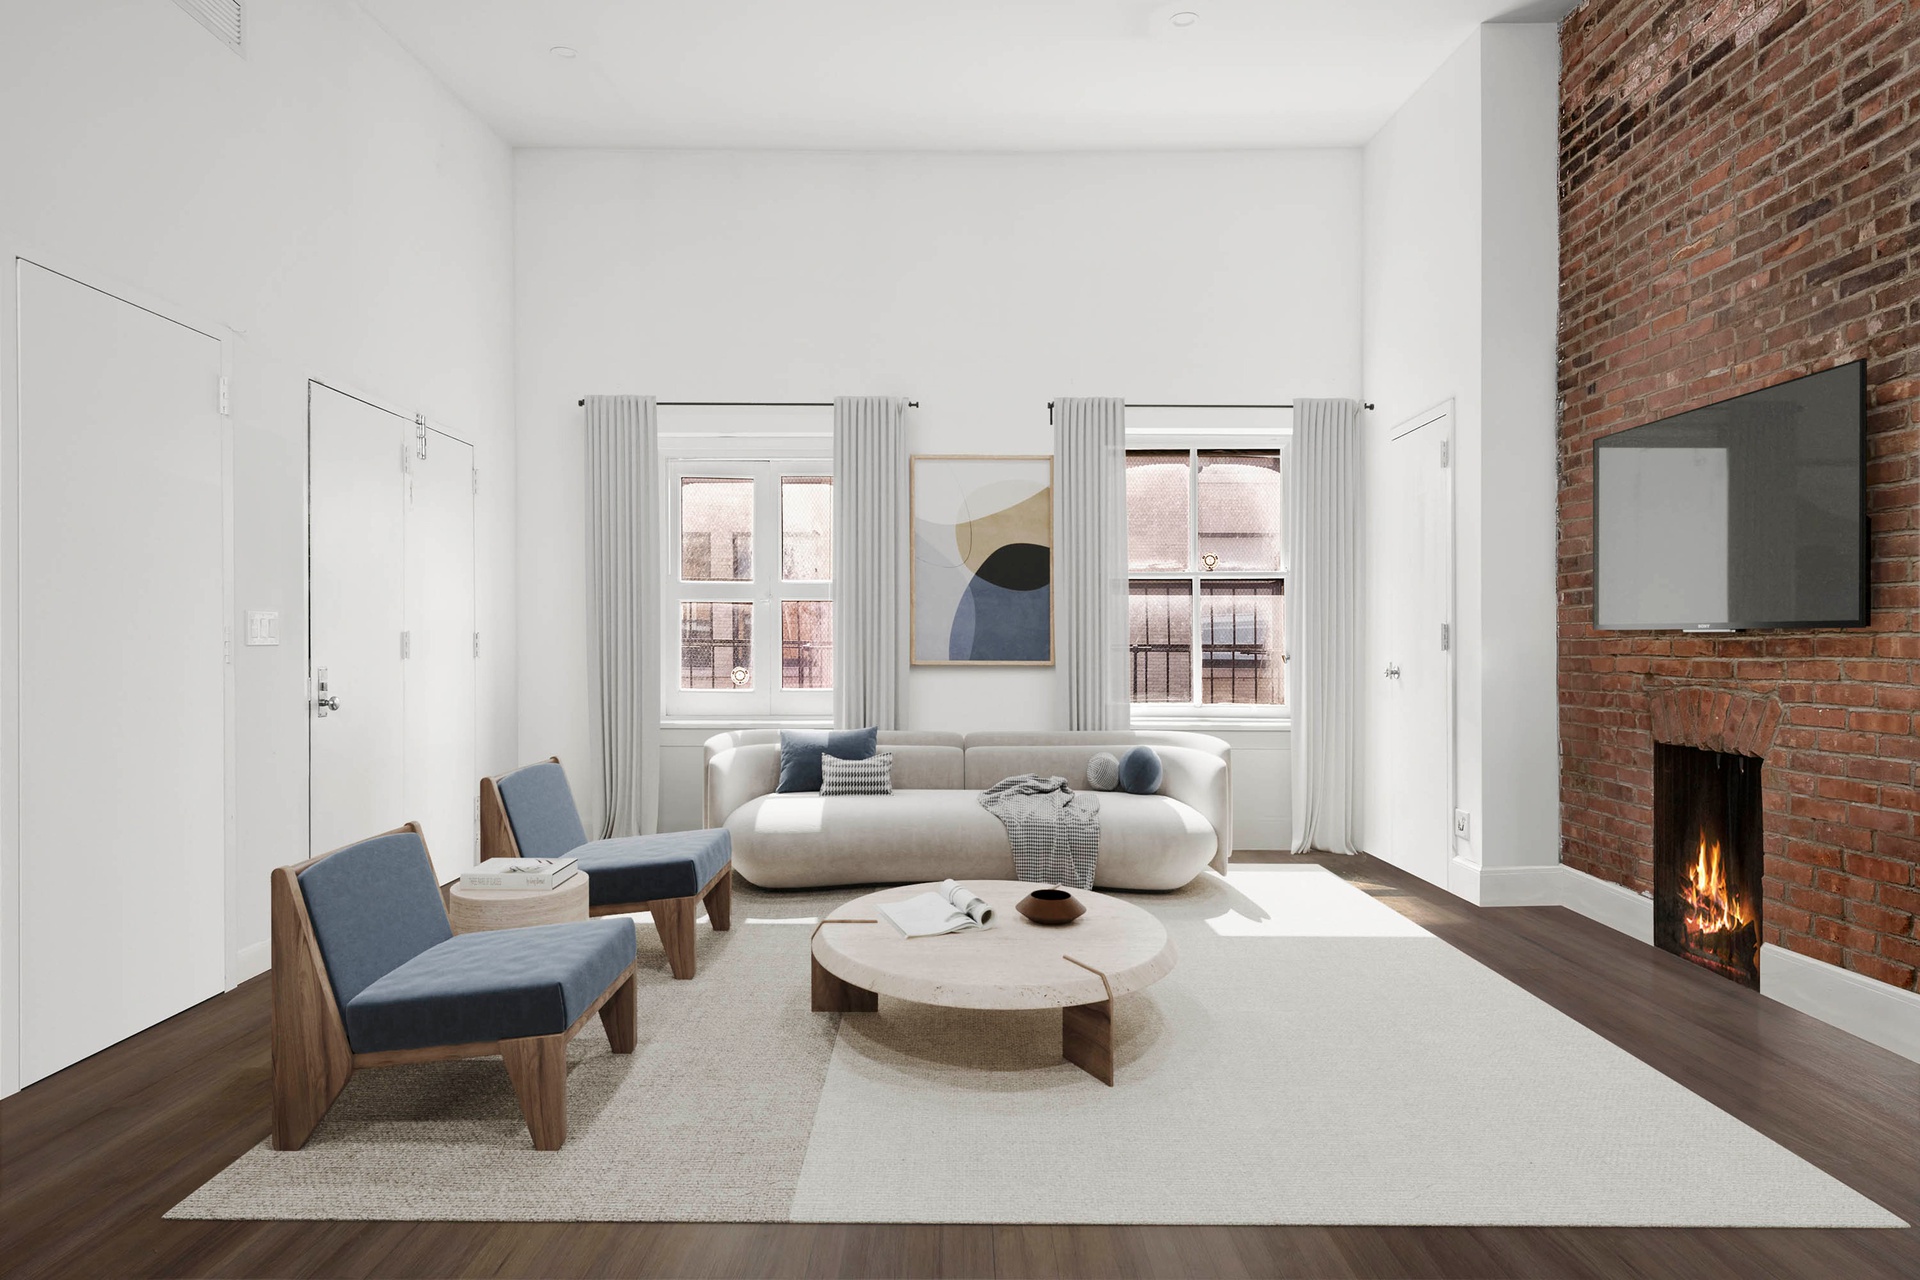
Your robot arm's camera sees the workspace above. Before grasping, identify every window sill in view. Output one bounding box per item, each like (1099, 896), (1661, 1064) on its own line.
(1129, 714), (1290, 735)
(660, 716), (832, 731)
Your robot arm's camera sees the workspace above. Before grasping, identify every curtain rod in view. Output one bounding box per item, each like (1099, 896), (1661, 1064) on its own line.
(1048, 399), (1373, 423)
(577, 398), (918, 408)
(1048, 401), (1375, 410)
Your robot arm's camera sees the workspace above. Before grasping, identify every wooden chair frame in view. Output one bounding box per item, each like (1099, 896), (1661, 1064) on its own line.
(480, 756), (732, 979)
(271, 821), (638, 1152)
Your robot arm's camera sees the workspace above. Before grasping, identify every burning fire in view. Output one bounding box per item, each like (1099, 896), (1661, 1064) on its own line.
(1680, 831), (1750, 936)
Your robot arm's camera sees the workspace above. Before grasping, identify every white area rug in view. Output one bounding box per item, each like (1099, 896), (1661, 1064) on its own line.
(170, 865), (1903, 1226)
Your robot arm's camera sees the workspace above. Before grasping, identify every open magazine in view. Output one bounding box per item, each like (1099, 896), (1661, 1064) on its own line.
(879, 880), (995, 938)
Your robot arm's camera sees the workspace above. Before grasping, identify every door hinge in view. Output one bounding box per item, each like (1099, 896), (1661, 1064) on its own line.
(218, 376), (230, 416)
(401, 630), (411, 659)
(224, 623), (233, 664)
(473, 631), (480, 658)
(1438, 440), (1450, 468)
(414, 415), (428, 459)
(472, 468), (479, 495)
(1440, 622), (1451, 651)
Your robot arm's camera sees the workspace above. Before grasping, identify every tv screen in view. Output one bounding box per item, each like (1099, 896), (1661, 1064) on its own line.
(1592, 359), (1867, 631)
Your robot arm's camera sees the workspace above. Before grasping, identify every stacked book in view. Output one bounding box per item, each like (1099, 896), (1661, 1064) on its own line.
(459, 856), (579, 891)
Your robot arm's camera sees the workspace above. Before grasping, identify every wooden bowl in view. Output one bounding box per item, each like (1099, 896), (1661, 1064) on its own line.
(1016, 887), (1087, 926)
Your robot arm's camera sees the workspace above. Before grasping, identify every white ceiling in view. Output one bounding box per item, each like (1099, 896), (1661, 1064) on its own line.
(358, 1), (1578, 151)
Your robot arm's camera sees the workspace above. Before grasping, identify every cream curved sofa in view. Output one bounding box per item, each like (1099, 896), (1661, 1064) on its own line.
(703, 730), (1231, 892)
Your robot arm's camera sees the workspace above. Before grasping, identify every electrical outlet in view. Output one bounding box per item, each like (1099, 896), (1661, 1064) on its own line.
(1453, 809), (1471, 839)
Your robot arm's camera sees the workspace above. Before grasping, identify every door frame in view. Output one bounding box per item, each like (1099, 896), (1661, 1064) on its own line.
(304, 379), (477, 872)
(1387, 400), (1458, 886)
(3, 255), (238, 1095)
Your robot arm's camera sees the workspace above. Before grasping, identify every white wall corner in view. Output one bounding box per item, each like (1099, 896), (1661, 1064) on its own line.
(1557, 864), (1654, 944)
(1760, 944), (1920, 1064)
(233, 940), (271, 986)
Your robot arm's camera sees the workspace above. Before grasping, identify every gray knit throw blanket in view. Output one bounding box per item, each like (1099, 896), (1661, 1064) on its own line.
(979, 774), (1102, 889)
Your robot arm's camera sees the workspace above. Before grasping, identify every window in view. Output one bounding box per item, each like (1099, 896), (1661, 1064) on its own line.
(666, 459), (832, 718)
(1126, 446), (1285, 715)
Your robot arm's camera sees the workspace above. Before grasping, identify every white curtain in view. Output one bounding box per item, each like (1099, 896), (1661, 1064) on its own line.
(832, 396), (907, 728)
(1287, 397), (1363, 854)
(584, 395), (660, 838)
(1053, 397), (1130, 730)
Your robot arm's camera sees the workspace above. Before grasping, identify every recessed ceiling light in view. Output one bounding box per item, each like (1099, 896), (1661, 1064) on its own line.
(549, 45), (578, 59)
(1169, 11), (1199, 27)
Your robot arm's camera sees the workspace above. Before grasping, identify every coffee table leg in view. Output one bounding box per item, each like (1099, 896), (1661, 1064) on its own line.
(811, 956), (878, 1013)
(1062, 998), (1114, 1085)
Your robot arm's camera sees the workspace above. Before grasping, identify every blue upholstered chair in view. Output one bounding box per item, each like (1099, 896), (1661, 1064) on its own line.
(480, 757), (734, 979)
(270, 822), (638, 1151)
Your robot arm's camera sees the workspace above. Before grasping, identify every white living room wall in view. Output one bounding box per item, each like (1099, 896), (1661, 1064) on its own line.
(0, 0), (516, 1097)
(513, 148), (1365, 846)
(1359, 24), (1561, 898)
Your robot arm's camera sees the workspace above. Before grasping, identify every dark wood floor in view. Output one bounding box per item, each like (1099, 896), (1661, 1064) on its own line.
(3, 852), (1915, 1279)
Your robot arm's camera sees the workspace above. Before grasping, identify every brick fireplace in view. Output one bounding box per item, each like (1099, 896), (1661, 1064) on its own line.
(1556, 0), (1918, 994)
(1649, 688), (1773, 987)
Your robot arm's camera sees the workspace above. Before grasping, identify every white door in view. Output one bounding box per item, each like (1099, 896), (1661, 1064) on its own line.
(404, 427), (476, 879)
(308, 383), (406, 855)
(1383, 411), (1454, 888)
(16, 261), (229, 1085)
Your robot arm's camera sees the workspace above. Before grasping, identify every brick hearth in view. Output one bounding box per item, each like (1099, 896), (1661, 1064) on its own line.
(1556, 0), (1919, 991)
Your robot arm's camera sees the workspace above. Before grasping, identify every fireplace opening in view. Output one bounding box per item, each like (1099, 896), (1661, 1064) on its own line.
(1654, 743), (1763, 988)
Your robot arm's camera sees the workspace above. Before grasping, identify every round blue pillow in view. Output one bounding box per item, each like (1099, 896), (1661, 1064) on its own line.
(1118, 746), (1163, 795)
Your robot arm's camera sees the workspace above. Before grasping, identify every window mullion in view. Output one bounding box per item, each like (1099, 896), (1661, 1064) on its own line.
(756, 462), (777, 714)
(1187, 450), (1201, 709)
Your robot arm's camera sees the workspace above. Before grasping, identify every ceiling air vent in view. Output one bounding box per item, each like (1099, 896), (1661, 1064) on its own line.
(172, 0), (245, 54)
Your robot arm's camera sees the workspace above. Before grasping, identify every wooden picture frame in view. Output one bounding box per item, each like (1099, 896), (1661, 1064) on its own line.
(909, 454), (1055, 666)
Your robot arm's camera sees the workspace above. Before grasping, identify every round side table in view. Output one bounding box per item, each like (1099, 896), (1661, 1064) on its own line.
(448, 871), (590, 934)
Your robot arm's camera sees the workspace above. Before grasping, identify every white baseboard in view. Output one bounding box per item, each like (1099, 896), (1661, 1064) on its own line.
(1470, 865), (1917, 1063)
(1557, 865), (1654, 944)
(232, 940), (270, 986)
(1446, 855), (1480, 902)
(1760, 943), (1920, 1064)
(1460, 861), (1563, 907)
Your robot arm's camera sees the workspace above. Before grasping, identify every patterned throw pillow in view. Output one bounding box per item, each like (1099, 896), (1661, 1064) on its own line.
(820, 751), (894, 796)
(1085, 752), (1121, 791)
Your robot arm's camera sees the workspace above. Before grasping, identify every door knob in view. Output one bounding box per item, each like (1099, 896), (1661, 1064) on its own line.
(1384, 663), (1402, 679)
(317, 695), (340, 715)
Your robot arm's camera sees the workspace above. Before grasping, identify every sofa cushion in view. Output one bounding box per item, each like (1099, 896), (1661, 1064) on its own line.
(343, 918), (634, 1054)
(821, 751), (893, 796)
(575, 828), (733, 905)
(496, 761), (590, 858)
(299, 831), (452, 1011)
(777, 727), (878, 793)
(1119, 746), (1164, 795)
(726, 789), (1214, 892)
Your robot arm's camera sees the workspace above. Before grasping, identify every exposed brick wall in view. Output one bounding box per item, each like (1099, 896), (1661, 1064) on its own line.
(1557, 0), (1919, 990)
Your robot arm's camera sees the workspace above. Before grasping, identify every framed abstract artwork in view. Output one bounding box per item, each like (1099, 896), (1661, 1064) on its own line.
(911, 454), (1054, 666)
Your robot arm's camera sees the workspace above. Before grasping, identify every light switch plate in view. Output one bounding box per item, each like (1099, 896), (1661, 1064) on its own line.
(245, 610), (279, 646)
(1453, 809), (1471, 839)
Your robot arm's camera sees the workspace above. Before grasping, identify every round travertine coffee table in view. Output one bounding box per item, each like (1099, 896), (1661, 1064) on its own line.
(809, 880), (1176, 1085)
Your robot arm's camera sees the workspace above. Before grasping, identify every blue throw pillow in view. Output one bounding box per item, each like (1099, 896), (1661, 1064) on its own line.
(778, 727), (878, 793)
(1118, 746), (1163, 795)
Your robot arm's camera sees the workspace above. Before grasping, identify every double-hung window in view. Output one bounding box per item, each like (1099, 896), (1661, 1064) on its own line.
(666, 456), (832, 719)
(1125, 438), (1286, 719)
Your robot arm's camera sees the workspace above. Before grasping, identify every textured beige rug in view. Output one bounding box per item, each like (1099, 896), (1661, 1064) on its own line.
(170, 865), (1903, 1226)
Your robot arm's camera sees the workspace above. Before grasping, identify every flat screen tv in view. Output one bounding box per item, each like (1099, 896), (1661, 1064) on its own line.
(1592, 359), (1867, 631)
